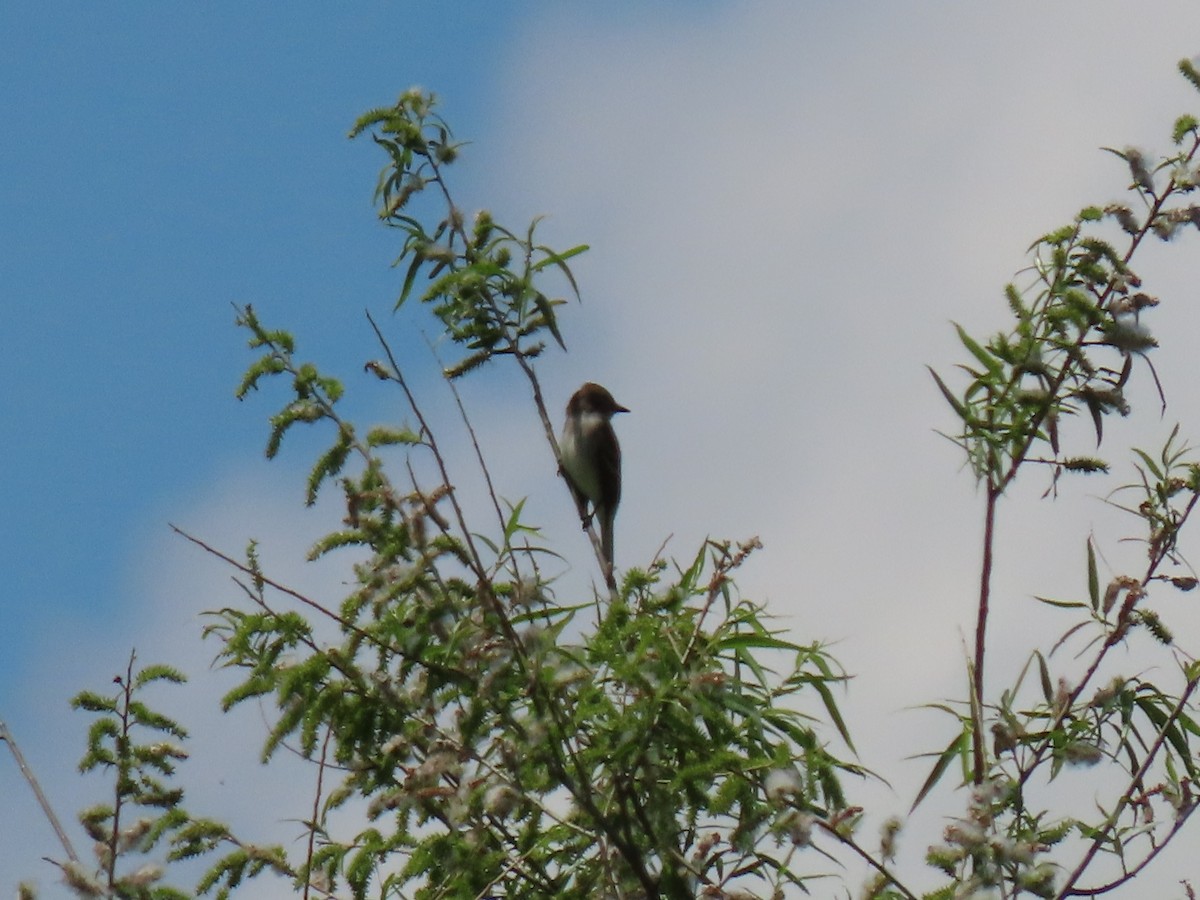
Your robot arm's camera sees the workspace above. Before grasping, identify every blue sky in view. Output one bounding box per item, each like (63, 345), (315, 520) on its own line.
(7, 4), (1200, 897)
(1, 4), (528, 889)
(2, 6), (522, 683)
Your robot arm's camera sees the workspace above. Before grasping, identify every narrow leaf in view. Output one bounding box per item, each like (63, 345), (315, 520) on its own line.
(1132, 448), (1164, 481)
(1037, 652), (1053, 703)
(1034, 596), (1088, 610)
(1087, 538), (1099, 612)
(927, 366), (968, 420)
(911, 731), (968, 811)
(955, 323), (1004, 378)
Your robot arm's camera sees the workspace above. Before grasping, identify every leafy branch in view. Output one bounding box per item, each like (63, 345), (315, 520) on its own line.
(921, 59), (1200, 898)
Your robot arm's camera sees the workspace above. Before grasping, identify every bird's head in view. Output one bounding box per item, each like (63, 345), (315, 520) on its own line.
(568, 382), (629, 418)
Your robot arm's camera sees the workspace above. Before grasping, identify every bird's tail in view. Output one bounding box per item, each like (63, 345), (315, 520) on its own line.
(599, 506), (616, 573)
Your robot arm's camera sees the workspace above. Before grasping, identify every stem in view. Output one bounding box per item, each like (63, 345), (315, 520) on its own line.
(0, 720), (79, 864)
(107, 651), (137, 889)
(423, 333), (508, 537)
(973, 484), (999, 784)
(302, 728), (333, 900)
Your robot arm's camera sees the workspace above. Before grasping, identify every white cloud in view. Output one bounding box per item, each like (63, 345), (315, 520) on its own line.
(3, 464), (355, 898)
(482, 3), (1200, 895)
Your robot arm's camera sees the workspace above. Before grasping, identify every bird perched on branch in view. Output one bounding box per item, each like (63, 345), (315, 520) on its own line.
(559, 382), (628, 571)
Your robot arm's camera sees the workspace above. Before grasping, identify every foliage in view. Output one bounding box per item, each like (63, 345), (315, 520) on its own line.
(919, 57), (1200, 898)
(191, 88), (863, 898)
(29, 653), (207, 898)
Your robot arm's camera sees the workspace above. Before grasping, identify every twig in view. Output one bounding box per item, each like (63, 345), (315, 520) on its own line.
(0, 719), (79, 864)
(302, 727), (333, 900)
(815, 818), (918, 900)
(1066, 800), (1198, 895)
(1057, 676), (1200, 896)
(364, 310), (498, 602)
(973, 485), (998, 784)
(420, 330), (509, 538)
(171, 524), (364, 639)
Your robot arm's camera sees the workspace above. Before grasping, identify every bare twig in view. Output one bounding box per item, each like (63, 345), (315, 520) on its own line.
(0, 719), (79, 864)
(420, 331), (509, 538)
(302, 727), (333, 900)
(972, 485), (998, 784)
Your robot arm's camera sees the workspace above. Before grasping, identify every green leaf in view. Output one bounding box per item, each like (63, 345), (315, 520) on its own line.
(1173, 113), (1199, 145)
(911, 730), (968, 811)
(1037, 651), (1053, 704)
(307, 429), (353, 505)
(531, 291), (567, 351)
(1034, 223), (1079, 248)
(1136, 694), (1196, 777)
(927, 366), (968, 420)
(1176, 707), (1200, 738)
(1133, 446), (1165, 480)
(677, 542), (708, 595)
(1034, 596), (1088, 610)
(1084, 393), (1104, 447)
(954, 323), (1004, 378)
(365, 426), (422, 447)
(236, 353), (287, 399)
(530, 242), (589, 301)
(134, 664), (187, 689)
(72, 691), (118, 714)
(1087, 538), (1099, 612)
(348, 105), (401, 139)
(443, 349), (494, 379)
(1179, 57), (1200, 94)
(397, 253), (425, 309)
(805, 676), (855, 753)
(718, 633), (805, 653)
(502, 498), (529, 543)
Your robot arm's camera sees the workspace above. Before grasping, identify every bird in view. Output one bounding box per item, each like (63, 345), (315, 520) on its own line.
(559, 382), (628, 572)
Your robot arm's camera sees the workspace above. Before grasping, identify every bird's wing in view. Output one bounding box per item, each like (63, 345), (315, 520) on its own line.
(591, 425), (622, 511)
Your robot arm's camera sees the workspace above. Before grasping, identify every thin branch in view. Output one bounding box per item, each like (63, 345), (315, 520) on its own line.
(364, 309), (498, 601)
(0, 719), (79, 864)
(1066, 799), (1199, 896)
(1057, 676), (1200, 896)
(815, 818), (919, 900)
(968, 132), (1200, 791)
(973, 485), (999, 784)
(105, 650), (138, 889)
(302, 727), (332, 900)
(1015, 486), (1200, 796)
(172, 525), (362, 639)
(420, 330), (508, 537)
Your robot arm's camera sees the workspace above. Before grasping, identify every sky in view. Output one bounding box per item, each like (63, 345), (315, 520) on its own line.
(6, 3), (1200, 897)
